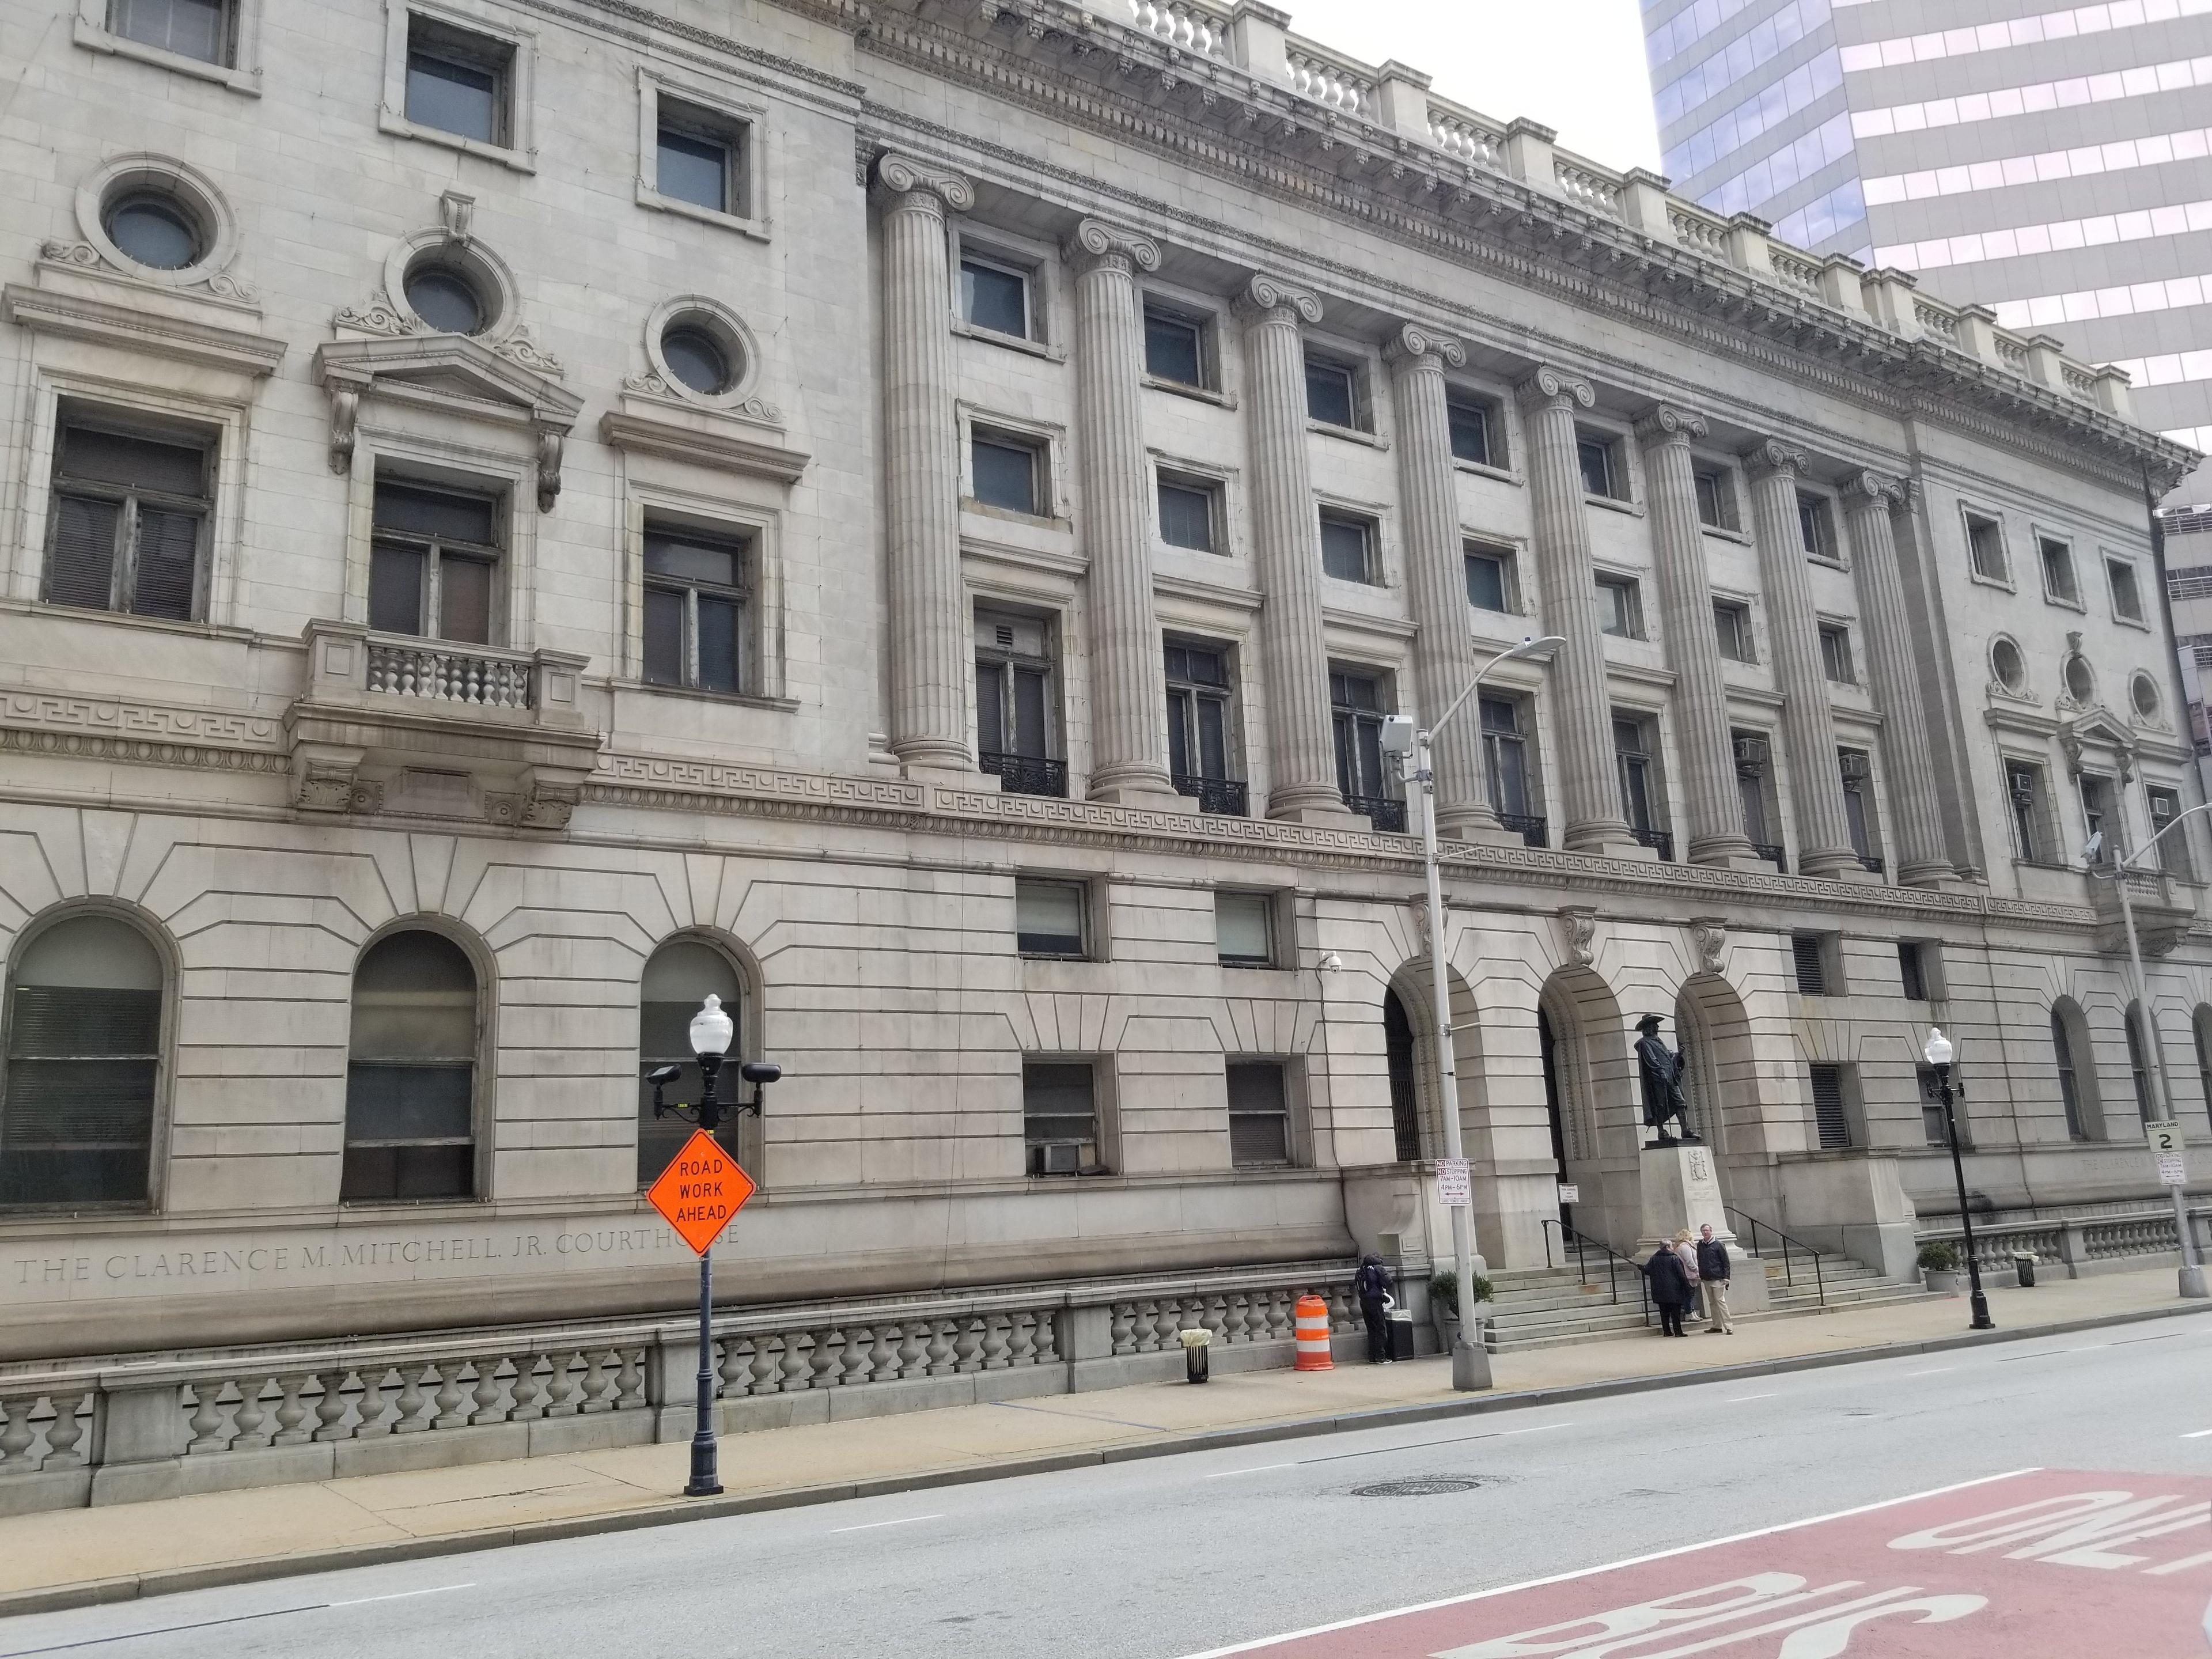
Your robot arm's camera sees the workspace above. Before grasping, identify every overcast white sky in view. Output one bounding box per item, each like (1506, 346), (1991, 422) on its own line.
(1275, 0), (1664, 175)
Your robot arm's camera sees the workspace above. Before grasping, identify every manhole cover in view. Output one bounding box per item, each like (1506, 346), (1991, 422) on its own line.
(1352, 1476), (1482, 1497)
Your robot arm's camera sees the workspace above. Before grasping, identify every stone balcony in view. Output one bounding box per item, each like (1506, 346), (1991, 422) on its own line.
(2089, 865), (2200, 957)
(286, 620), (600, 828)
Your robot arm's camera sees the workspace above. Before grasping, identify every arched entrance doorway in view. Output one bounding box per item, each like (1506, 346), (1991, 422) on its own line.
(1674, 974), (1760, 1196)
(1383, 987), (1422, 1162)
(1539, 1006), (1569, 1219)
(1537, 967), (1631, 1247)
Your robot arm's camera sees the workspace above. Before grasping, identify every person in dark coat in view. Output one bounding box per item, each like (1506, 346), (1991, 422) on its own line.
(1643, 1241), (1693, 1337)
(1353, 1253), (1395, 1363)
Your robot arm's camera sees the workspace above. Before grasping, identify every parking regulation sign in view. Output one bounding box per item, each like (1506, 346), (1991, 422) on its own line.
(645, 1130), (755, 1254)
(2150, 1122), (2190, 1188)
(1437, 1157), (1471, 1208)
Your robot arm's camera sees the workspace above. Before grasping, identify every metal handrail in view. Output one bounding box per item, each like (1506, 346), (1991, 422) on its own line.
(1544, 1221), (1652, 1325)
(1723, 1206), (1827, 1305)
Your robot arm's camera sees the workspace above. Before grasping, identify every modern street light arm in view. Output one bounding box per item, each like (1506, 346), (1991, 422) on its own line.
(1424, 635), (1566, 746)
(2094, 797), (2212, 877)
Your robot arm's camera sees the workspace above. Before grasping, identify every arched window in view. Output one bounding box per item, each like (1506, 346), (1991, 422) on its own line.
(638, 938), (744, 1185)
(2050, 999), (2101, 1142)
(2126, 1001), (2159, 1126)
(2, 914), (163, 1205)
(343, 930), (479, 1202)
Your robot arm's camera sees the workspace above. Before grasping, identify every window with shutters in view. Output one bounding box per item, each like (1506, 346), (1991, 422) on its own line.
(44, 414), (212, 622)
(1215, 892), (1275, 968)
(342, 930), (480, 1203)
(1, 914), (164, 1207)
(636, 938), (747, 1187)
(1791, 932), (1836, 996)
(1023, 1060), (1103, 1175)
(1807, 1062), (1854, 1149)
(1014, 878), (1087, 959)
(369, 478), (503, 644)
(1226, 1060), (1294, 1168)
(643, 521), (751, 695)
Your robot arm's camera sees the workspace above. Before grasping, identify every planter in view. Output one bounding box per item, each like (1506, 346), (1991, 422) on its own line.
(1925, 1268), (1964, 1296)
(1433, 1307), (1458, 1355)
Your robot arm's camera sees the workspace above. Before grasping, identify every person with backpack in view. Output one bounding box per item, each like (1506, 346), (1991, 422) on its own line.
(1353, 1253), (1395, 1363)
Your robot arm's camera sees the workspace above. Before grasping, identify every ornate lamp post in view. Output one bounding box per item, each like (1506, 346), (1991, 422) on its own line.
(1922, 1027), (1993, 1331)
(647, 994), (780, 1498)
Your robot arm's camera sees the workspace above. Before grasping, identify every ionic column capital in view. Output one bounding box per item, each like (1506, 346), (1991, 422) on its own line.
(1514, 365), (1596, 415)
(1633, 402), (1709, 448)
(1742, 438), (1811, 483)
(1840, 468), (1908, 516)
(871, 150), (975, 215)
(1234, 272), (1324, 326)
(1063, 217), (1161, 278)
(1382, 321), (1467, 373)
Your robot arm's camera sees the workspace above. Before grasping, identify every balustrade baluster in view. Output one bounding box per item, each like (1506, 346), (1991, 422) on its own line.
(1034, 1309), (1059, 1363)
(781, 1333), (815, 1391)
(613, 1347), (644, 1407)
(392, 1363), (430, 1433)
(952, 1320), (984, 1374)
(1109, 1303), (1136, 1355)
(312, 1369), (354, 1441)
(809, 1332), (843, 1389)
(1222, 1296), (1250, 1345)
(354, 1367), (392, 1437)
(575, 1350), (608, 1413)
(271, 1373), (315, 1445)
(430, 1362), (469, 1430)
(467, 1357), (507, 1425)
(1006, 1313), (1037, 1367)
(508, 1357), (547, 1421)
(184, 1384), (226, 1452)
(0, 1396), (36, 1468)
(842, 1327), (875, 1387)
(925, 1322), (956, 1378)
(870, 1325), (902, 1381)
(544, 1351), (581, 1417)
(980, 1316), (1012, 1370)
(717, 1338), (750, 1397)
(232, 1378), (273, 1448)
(42, 1392), (88, 1469)
(1153, 1302), (1181, 1351)
(749, 1336), (783, 1395)
(896, 1324), (926, 1381)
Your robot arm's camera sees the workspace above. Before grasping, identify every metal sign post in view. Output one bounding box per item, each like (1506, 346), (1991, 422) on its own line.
(645, 1130), (756, 1498)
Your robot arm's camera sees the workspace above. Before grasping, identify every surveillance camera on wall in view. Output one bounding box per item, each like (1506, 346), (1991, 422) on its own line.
(1379, 714), (1415, 756)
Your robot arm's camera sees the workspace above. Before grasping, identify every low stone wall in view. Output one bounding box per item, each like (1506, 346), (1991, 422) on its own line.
(0, 1260), (1363, 1516)
(1915, 1206), (2210, 1287)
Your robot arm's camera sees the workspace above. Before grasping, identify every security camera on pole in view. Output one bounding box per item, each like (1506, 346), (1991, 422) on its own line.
(1381, 633), (1564, 1392)
(643, 993), (782, 1497)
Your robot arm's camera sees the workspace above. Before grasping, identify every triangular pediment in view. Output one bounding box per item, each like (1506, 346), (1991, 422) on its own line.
(315, 332), (581, 428)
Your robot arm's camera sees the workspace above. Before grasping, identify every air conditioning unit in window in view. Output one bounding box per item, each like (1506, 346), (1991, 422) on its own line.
(1732, 735), (1770, 770)
(1033, 1141), (1086, 1176)
(1838, 752), (1872, 782)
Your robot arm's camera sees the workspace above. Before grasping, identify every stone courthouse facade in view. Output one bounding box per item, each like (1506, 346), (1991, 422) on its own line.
(0, 0), (2206, 1381)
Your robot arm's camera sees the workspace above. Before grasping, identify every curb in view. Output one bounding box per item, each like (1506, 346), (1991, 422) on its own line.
(3, 1295), (2206, 1622)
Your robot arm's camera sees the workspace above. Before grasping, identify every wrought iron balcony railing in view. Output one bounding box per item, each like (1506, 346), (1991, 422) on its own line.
(980, 751), (1069, 799)
(1172, 774), (1249, 816)
(1632, 826), (1674, 861)
(1752, 842), (1787, 872)
(1346, 794), (1407, 833)
(1499, 812), (1547, 849)
(1858, 853), (1886, 875)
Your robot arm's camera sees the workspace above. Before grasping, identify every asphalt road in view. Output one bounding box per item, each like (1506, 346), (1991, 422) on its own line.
(5, 1316), (2212, 1659)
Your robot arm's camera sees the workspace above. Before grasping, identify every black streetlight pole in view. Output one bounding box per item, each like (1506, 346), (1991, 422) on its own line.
(647, 994), (779, 1500)
(1923, 1027), (1993, 1331)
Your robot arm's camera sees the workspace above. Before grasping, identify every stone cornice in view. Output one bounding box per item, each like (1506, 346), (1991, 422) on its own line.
(2, 283), (287, 377)
(849, 1), (2190, 494)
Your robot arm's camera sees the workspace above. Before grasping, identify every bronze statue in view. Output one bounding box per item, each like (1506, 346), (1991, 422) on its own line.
(1635, 1013), (1696, 1146)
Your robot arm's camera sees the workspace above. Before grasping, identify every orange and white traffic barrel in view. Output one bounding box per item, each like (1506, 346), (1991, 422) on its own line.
(1293, 1294), (1333, 1371)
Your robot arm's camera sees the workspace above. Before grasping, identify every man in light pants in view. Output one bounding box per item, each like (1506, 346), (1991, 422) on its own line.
(1696, 1223), (1735, 1334)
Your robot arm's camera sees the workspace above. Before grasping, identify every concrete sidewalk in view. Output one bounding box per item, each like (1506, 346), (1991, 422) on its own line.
(2, 1266), (2204, 1617)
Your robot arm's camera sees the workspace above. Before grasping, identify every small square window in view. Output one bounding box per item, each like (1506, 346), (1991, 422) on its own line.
(961, 255), (1033, 340)
(109, 0), (231, 65)
(1158, 474), (1221, 553)
(1596, 574), (1642, 638)
(405, 16), (511, 146)
(1447, 393), (1500, 468)
(1819, 623), (1854, 684)
(1216, 892), (1274, 967)
(2108, 557), (2145, 622)
(1798, 492), (1836, 562)
(971, 430), (1044, 515)
(1014, 878), (1086, 957)
(1465, 541), (1516, 612)
(1144, 302), (1209, 388)
(1320, 512), (1377, 584)
(1578, 431), (1624, 500)
(655, 101), (748, 217)
(1023, 1060), (1100, 1175)
(2039, 536), (2078, 604)
(1694, 467), (1737, 531)
(1226, 1060), (1293, 1167)
(1964, 511), (2008, 582)
(1304, 353), (1362, 430)
(1714, 600), (1754, 662)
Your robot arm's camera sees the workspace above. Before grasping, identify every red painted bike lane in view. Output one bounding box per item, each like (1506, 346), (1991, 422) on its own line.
(1188, 1469), (2212, 1658)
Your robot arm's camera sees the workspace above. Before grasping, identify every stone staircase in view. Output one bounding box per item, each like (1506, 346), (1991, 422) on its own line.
(1478, 1248), (1936, 1354)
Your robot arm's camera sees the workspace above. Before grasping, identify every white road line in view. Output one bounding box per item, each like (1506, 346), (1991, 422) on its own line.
(1728, 1392), (1779, 1402)
(1205, 1463), (1297, 1478)
(829, 1514), (945, 1533)
(1903, 1368), (1956, 1377)
(1168, 1468), (2042, 1659)
(2070, 1343), (2110, 1353)
(1499, 1423), (1575, 1435)
(327, 1584), (475, 1608)
(2182, 1428), (2212, 1439)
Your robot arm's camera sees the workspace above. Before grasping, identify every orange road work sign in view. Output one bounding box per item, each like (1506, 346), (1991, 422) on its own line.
(645, 1131), (756, 1255)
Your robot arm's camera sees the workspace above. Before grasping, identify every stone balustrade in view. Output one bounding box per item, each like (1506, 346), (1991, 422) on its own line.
(365, 638), (535, 709)
(1124, 0), (1229, 55)
(1917, 1209), (2203, 1284)
(1554, 162), (1622, 218)
(1770, 249), (1824, 296)
(1285, 43), (1373, 115)
(1668, 206), (1731, 255)
(1426, 102), (1503, 169)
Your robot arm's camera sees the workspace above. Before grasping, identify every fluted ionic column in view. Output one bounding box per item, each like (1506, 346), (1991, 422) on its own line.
(1516, 367), (1634, 855)
(1842, 472), (1956, 887)
(1066, 219), (1177, 806)
(1387, 324), (1502, 841)
(873, 151), (974, 777)
(1635, 404), (1760, 869)
(1743, 441), (1860, 879)
(1238, 274), (1351, 824)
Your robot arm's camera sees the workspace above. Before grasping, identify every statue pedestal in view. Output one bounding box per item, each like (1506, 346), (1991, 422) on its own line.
(1638, 1142), (1731, 1251)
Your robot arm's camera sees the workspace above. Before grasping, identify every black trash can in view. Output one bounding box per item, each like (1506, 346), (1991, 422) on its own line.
(2013, 1252), (2037, 1289)
(1387, 1309), (1418, 1361)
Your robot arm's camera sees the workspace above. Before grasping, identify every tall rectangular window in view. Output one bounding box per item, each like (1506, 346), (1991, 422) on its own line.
(1840, 749), (1880, 870)
(2039, 536), (2079, 604)
(1226, 1061), (1292, 1167)
(1898, 941), (1927, 1002)
(1446, 394), (1498, 467)
(2149, 785), (2193, 878)
(1482, 696), (1541, 844)
(1577, 431), (1624, 499)
(1143, 303), (1209, 388)
(369, 479), (501, 643)
(976, 611), (1061, 798)
(1734, 733), (1777, 862)
(1808, 1062), (1853, 1149)
(1157, 474), (1220, 552)
(1694, 467), (1736, 531)
(971, 430), (1043, 514)
(1319, 512), (1376, 584)
(1596, 574), (1643, 639)
(1964, 511), (2008, 582)
(1798, 492), (1835, 562)
(1331, 669), (1398, 827)
(1215, 892), (1274, 967)
(1613, 713), (1667, 856)
(44, 416), (211, 623)
(960, 255), (1032, 339)
(1918, 1066), (1952, 1147)
(1304, 354), (1361, 429)
(2007, 759), (2048, 863)
(1713, 600), (1753, 662)
(405, 17), (511, 145)
(2108, 558), (2145, 622)
(1465, 541), (1516, 612)
(1014, 878), (1086, 957)
(1165, 641), (1239, 812)
(1818, 623), (1854, 684)
(1791, 933), (1830, 995)
(656, 102), (749, 217)
(109, 0), (230, 63)
(1022, 1061), (1099, 1176)
(643, 523), (749, 694)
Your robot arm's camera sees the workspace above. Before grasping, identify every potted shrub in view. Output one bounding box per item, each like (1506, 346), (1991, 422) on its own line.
(1918, 1240), (1964, 1296)
(1427, 1268), (1496, 1351)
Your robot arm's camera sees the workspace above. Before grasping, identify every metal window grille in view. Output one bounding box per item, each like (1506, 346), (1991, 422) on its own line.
(1808, 1063), (1851, 1149)
(1791, 934), (1828, 995)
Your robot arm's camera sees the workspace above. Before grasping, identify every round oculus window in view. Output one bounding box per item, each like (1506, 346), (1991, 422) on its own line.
(2065, 655), (2095, 702)
(661, 325), (733, 396)
(1991, 638), (2026, 694)
(104, 193), (201, 271)
(2133, 673), (2161, 718)
(405, 265), (487, 336)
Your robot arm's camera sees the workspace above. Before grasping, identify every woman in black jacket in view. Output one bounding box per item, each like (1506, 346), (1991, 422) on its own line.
(1644, 1241), (1692, 1337)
